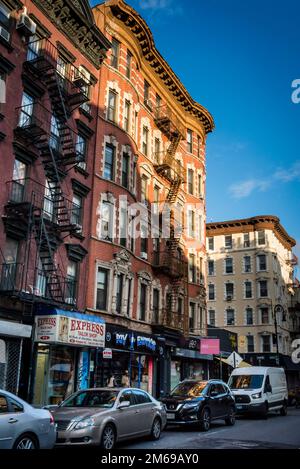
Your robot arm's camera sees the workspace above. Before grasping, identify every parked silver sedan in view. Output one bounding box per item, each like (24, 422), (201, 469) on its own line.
(0, 390), (56, 449)
(51, 387), (167, 449)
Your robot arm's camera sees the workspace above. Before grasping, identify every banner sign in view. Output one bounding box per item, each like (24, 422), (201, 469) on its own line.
(35, 311), (105, 348)
(200, 338), (220, 355)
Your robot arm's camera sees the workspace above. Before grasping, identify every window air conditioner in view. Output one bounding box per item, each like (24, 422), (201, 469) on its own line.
(16, 14), (36, 36)
(77, 161), (87, 171)
(73, 66), (91, 86)
(141, 252), (148, 260)
(226, 294), (233, 301)
(0, 26), (10, 42)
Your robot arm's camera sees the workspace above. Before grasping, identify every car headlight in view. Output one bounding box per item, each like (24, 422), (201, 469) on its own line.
(182, 402), (199, 410)
(252, 392), (262, 399)
(74, 417), (95, 430)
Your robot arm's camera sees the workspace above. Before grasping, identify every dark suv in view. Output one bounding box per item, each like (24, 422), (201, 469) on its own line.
(161, 379), (236, 431)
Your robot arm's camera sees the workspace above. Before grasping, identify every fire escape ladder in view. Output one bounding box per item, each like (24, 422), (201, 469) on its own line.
(44, 68), (69, 122)
(35, 214), (65, 303)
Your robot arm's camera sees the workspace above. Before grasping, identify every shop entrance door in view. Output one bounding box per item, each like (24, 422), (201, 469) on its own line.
(33, 344), (50, 406)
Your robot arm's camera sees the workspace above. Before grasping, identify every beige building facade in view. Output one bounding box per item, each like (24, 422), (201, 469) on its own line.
(206, 216), (296, 355)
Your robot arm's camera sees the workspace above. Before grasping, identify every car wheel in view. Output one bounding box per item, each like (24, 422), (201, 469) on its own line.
(225, 406), (236, 426)
(200, 408), (211, 432)
(150, 417), (161, 440)
(280, 402), (288, 416)
(13, 434), (38, 450)
(100, 424), (116, 450)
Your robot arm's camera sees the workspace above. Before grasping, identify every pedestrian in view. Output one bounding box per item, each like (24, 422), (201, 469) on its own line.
(121, 370), (130, 387)
(107, 374), (117, 387)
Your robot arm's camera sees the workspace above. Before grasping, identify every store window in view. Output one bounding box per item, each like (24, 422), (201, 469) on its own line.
(170, 361), (181, 390)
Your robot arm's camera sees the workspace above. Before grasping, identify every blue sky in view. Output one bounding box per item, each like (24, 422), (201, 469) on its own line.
(91, 0), (300, 264)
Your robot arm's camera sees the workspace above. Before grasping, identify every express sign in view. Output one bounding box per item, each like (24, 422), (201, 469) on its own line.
(35, 312), (105, 348)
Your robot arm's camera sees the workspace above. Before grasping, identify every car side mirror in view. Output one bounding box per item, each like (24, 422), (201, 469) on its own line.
(117, 400), (130, 410)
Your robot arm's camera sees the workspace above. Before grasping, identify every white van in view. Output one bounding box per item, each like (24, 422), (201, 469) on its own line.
(228, 367), (288, 417)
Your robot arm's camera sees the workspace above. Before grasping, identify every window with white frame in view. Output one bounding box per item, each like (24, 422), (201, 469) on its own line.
(198, 174), (202, 197)
(119, 206), (127, 247)
(71, 194), (82, 228)
(96, 267), (109, 310)
(154, 138), (160, 163)
(187, 129), (193, 153)
(121, 152), (130, 188)
(0, 2), (10, 32)
(76, 133), (87, 164)
(225, 282), (234, 299)
(245, 281), (252, 299)
(246, 307), (253, 325)
(225, 235), (232, 249)
(208, 237), (214, 251)
(225, 257), (233, 274)
(66, 261), (78, 305)
(257, 230), (266, 245)
(208, 284), (215, 300)
(187, 168), (194, 194)
(19, 92), (34, 127)
(124, 100), (131, 132)
(226, 308), (235, 326)
(208, 260), (215, 276)
(189, 253), (196, 283)
(103, 144), (115, 181)
(262, 335), (271, 352)
(208, 309), (216, 326)
(107, 89), (117, 122)
(244, 233), (250, 248)
(188, 210), (195, 238)
(110, 38), (119, 69)
(243, 255), (251, 273)
(258, 280), (268, 297)
(100, 200), (114, 241)
(142, 126), (149, 155)
(257, 254), (267, 271)
(261, 307), (269, 324)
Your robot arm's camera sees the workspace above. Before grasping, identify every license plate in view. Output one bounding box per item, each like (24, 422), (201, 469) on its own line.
(167, 413), (175, 419)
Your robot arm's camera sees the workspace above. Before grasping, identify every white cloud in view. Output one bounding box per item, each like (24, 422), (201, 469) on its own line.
(137, 0), (182, 15)
(229, 160), (300, 199)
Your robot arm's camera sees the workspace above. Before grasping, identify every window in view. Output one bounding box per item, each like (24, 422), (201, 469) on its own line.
(100, 200), (114, 241)
(122, 153), (130, 188)
(262, 335), (271, 352)
(119, 206), (127, 247)
(226, 308), (235, 326)
(126, 50), (132, 79)
(225, 257), (233, 274)
(71, 194), (82, 227)
(133, 390), (152, 404)
(124, 100), (131, 132)
(66, 261), (78, 304)
(116, 274), (124, 314)
(244, 233), (250, 248)
(246, 308), (253, 325)
(43, 179), (55, 220)
(208, 309), (216, 326)
(154, 138), (160, 163)
(126, 278), (132, 316)
(225, 282), (234, 299)
(197, 136), (201, 158)
(189, 253), (196, 283)
(187, 169), (194, 194)
(144, 80), (150, 105)
(11, 159), (27, 202)
(76, 134), (87, 163)
(225, 235), (232, 249)
(107, 90), (117, 122)
(208, 237), (214, 251)
(104, 144), (114, 181)
(0, 2), (10, 30)
(187, 129), (193, 153)
(198, 174), (202, 197)
(1, 238), (18, 290)
(189, 302), (196, 331)
(188, 210), (195, 238)
(50, 114), (60, 151)
(139, 283), (147, 321)
(0, 395), (9, 413)
(261, 307), (269, 324)
(208, 284), (215, 301)
(152, 288), (159, 323)
(257, 230), (266, 245)
(259, 280), (268, 297)
(153, 186), (160, 215)
(156, 93), (161, 113)
(208, 260), (215, 276)
(178, 297), (183, 315)
(27, 35), (40, 62)
(0, 72), (5, 105)
(19, 92), (34, 127)
(247, 335), (254, 352)
(245, 281), (252, 299)
(111, 38), (119, 68)
(142, 126), (149, 155)
(56, 55), (67, 81)
(96, 267), (108, 310)
(244, 256), (251, 273)
(257, 254), (267, 271)
(140, 221), (148, 256)
(141, 176), (148, 204)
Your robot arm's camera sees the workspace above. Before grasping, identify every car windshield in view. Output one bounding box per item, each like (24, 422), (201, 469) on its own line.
(61, 390), (118, 408)
(171, 381), (208, 397)
(228, 375), (264, 390)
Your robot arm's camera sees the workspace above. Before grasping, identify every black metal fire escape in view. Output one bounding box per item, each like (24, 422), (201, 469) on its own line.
(152, 104), (189, 336)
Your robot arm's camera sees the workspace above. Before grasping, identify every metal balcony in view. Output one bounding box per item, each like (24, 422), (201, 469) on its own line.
(152, 251), (186, 278)
(153, 151), (185, 183)
(154, 104), (186, 139)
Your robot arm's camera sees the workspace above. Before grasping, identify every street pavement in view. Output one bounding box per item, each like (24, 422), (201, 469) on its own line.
(120, 407), (300, 449)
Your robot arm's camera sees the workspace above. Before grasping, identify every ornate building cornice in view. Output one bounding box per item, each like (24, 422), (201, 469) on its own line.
(102, 0), (214, 134)
(206, 215), (296, 250)
(32, 0), (111, 68)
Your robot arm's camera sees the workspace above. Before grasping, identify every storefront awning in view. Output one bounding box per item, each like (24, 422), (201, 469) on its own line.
(0, 319), (32, 339)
